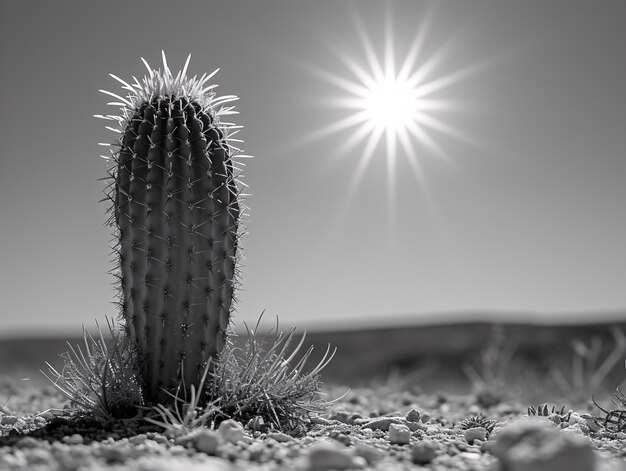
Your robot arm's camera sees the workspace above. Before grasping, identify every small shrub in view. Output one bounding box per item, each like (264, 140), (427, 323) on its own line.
(527, 403), (571, 424)
(143, 360), (220, 438)
(585, 388), (626, 434)
(458, 414), (497, 435)
(551, 326), (626, 402)
(41, 319), (143, 420)
(206, 316), (337, 435)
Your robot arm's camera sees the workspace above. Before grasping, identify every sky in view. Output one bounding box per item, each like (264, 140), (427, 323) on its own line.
(1, 0), (625, 336)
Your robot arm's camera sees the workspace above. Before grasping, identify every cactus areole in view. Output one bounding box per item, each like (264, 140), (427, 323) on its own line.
(97, 52), (246, 404)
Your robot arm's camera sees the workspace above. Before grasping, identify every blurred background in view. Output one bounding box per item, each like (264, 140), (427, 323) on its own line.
(0, 1), (624, 395)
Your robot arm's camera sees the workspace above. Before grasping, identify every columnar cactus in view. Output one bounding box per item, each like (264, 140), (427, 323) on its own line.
(97, 52), (246, 404)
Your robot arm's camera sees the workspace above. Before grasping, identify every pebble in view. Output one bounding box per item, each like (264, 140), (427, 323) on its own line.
(406, 421), (427, 431)
(491, 419), (596, 471)
(411, 440), (438, 464)
(329, 411), (351, 424)
(61, 434), (83, 445)
(0, 416), (19, 426)
(305, 442), (360, 470)
(247, 442), (266, 461)
(354, 442), (381, 464)
(247, 415), (269, 433)
(388, 424), (411, 445)
(359, 417), (404, 431)
(267, 431), (292, 443)
(310, 416), (332, 426)
(217, 420), (244, 444)
(406, 409), (421, 423)
(329, 431), (352, 446)
(464, 426), (488, 444)
(194, 430), (220, 455)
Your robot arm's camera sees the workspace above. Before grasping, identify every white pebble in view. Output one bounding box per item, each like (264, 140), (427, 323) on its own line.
(464, 426), (488, 444)
(389, 424), (411, 445)
(217, 419), (244, 444)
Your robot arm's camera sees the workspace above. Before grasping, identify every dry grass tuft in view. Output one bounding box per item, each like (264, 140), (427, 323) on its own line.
(41, 318), (143, 420)
(206, 315), (339, 435)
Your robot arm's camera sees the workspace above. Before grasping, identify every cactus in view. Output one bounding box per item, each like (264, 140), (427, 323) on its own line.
(97, 52), (246, 404)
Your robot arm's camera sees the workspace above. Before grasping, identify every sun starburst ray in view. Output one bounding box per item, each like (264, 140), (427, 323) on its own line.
(353, 15), (385, 83)
(336, 125), (387, 221)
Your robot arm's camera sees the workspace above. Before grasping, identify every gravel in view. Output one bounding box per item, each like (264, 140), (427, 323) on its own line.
(0, 382), (625, 471)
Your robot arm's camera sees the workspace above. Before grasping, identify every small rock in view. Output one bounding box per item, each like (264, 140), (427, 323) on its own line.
(305, 442), (360, 470)
(217, 419), (244, 444)
(329, 431), (352, 446)
(193, 430), (220, 455)
(129, 434), (148, 445)
(411, 440), (438, 464)
(348, 413), (363, 423)
(464, 426), (488, 444)
(582, 416), (600, 433)
(267, 431), (292, 443)
(406, 421), (427, 432)
(360, 417), (404, 431)
(246, 416), (268, 432)
(354, 442), (381, 464)
(330, 411), (351, 424)
(454, 439), (469, 451)
(151, 434), (170, 445)
(99, 446), (128, 464)
(310, 416), (332, 426)
(247, 442), (266, 461)
(0, 416), (18, 426)
(173, 432), (196, 447)
(406, 409), (421, 423)
(491, 419), (595, 471)
(459, 451), (482, 461)
(62, 434), (84, 445)
(389, 424), (411, 445)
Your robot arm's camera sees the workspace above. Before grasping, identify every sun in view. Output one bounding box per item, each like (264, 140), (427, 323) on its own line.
(363, 76), (419, 132)
(301, 6), (485, 205)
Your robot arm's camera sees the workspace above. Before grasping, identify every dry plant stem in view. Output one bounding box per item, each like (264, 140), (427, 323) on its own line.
(463, 325), (517, 391)
(0, 398), (11, 416)
(551, 326), (626, 398)
(144, 360), (219, 435)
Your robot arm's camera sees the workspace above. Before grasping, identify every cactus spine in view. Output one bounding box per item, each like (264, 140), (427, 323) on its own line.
(98, 52), (245, 404)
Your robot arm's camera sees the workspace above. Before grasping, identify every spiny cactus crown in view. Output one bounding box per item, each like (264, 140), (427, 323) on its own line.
(95, 50), (242, 157)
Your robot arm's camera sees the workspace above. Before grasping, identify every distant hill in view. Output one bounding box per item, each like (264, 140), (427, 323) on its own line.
(1, 318), (624, 391)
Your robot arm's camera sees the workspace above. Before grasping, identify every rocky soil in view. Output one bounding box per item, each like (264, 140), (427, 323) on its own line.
(0, 381), (625, 471)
